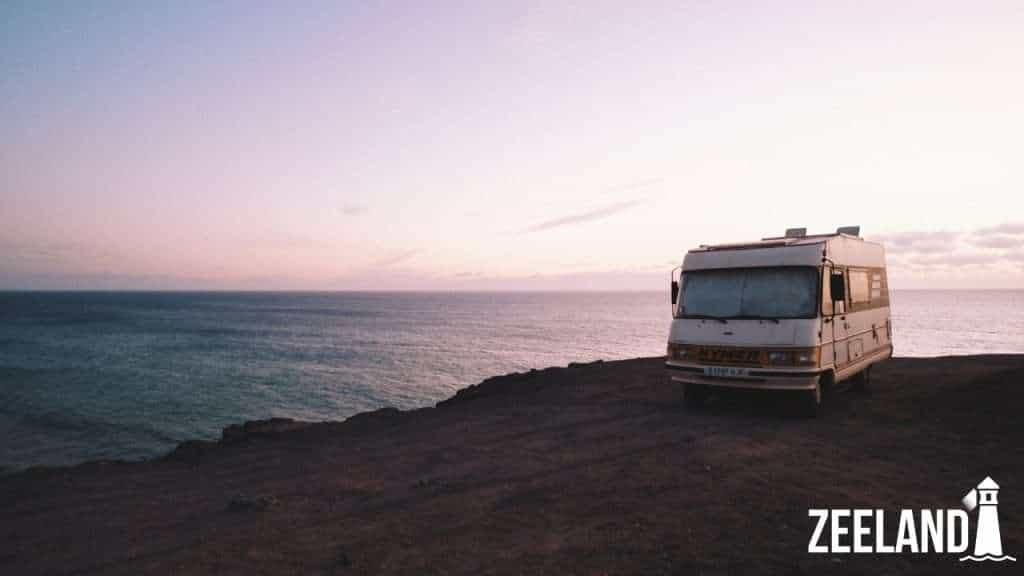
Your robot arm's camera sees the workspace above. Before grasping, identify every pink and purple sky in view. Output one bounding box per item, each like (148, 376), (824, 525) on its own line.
(2, 1), (1023, 290)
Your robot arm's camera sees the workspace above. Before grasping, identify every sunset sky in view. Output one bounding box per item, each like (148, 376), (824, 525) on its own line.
(3, 1), (1023, 290)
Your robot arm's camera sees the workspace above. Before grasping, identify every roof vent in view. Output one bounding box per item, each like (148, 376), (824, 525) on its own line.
(784, 227), (807, 238)
(837, 225), (860, 237)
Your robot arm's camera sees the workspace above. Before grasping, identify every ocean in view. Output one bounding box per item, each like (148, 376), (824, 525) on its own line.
(1, 290), (1021, 471)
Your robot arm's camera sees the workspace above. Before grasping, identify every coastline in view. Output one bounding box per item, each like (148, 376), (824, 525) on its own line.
(2, 355), (1022, 574)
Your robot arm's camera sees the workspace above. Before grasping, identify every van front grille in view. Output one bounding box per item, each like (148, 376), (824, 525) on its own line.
(695, 347), (763, 366)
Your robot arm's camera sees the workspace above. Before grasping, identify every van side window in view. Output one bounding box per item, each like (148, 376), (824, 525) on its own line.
(849, 269), (871, 305)
(822, 268), (846, 315)
(835, 271), (846, 314)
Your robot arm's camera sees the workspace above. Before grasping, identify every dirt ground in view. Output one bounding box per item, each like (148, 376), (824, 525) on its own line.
(2, 355), (1022, 575)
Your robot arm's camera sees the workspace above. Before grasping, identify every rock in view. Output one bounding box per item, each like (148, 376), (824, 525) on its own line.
(344, 407), (402, 430)
(221, 418), (309, 443)
(335, 547), (351, 569)
(227, 494), (278, 512)
(163, 440), (216, 463)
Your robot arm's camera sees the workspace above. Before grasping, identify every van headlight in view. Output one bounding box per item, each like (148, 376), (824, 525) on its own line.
(767, 348), (818, 366)
(667, 343), (690, 361)
(793, 348), (819, 366)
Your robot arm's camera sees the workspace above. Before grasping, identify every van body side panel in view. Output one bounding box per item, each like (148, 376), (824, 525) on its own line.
(824, 236), (887, 268)
(831, 305), (892, 380)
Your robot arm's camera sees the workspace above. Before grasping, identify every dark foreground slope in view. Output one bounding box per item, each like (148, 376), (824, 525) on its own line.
(1, 356), (1022, 575)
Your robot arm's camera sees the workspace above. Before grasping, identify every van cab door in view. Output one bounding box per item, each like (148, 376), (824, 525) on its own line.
(825, 267), (849, 368)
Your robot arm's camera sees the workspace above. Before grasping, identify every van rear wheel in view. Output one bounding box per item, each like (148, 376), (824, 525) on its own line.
(850, 366), (871, 392)
(684, 384), (710, 409)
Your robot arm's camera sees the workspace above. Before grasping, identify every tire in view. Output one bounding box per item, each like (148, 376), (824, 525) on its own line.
(684, 384), (710, 409)
(850, 366), (870, 392)
(799, 375), (824, 418)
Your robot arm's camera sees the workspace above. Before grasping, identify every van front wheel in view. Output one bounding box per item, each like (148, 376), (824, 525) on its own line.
(684, 384), (710, 409)
(800, 376), (824, 417)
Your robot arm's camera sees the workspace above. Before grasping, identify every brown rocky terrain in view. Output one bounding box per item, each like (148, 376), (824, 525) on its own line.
(1, 355), (1022, 575)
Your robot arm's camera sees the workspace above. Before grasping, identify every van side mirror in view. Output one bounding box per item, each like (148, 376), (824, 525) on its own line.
(830, 273), (846, 302)
(671, 280), (679, 305)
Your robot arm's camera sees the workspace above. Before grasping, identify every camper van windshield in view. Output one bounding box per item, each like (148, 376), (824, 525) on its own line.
(679, 267), (817, 319)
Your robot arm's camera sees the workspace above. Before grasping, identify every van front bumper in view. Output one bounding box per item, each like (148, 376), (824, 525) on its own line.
(665, 361), (821, 391)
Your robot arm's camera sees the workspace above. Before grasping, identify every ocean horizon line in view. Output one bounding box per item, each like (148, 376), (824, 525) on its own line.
(2, 287), (1022, 294)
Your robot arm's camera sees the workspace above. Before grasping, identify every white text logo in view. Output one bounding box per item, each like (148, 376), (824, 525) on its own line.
(808, 477), (1015, 563)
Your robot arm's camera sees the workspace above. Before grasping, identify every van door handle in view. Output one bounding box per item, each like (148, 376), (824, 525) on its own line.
(823, 317), (832, 324)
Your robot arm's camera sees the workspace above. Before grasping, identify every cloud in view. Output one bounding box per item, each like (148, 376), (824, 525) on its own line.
(0, 238), (120, 267)
(255, 231), (334, 251)
(341, 203), (367, 216)
(372, 249), (421, 268)
(874, 221), (1024, 274)
(600, 177), (664, 195)
(972, 235), (1020, 250)
(970, 221), (1024, 250)
(977, 222), (1024, 235)
(440, 268), (667, 291)
(522, 199), (645, 233)
(872, 230), (961, 255)
(897, 251), (1005, 268)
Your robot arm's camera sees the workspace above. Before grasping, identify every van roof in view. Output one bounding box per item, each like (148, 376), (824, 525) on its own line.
(683, 231), (886, 270)
(692, 232), (877, 253)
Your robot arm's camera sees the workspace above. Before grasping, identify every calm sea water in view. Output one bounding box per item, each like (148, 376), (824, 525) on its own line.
(1, 290), (1021, 471)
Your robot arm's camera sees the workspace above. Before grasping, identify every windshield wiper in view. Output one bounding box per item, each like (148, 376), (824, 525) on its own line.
(686, 314), (729, 324)
(743, 315), (781, 324)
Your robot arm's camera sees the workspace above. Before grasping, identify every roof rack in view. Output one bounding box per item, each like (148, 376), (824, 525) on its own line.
(696, 226), (867, 252)
(696, 239), (793, 251)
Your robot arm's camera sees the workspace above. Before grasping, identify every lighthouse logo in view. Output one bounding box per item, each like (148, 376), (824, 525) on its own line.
(960, 477), (1016, 562)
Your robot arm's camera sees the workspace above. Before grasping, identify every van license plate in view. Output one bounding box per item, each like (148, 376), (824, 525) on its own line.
(703, 366), (749, 379)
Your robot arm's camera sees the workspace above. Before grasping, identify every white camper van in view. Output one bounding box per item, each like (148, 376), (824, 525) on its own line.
(666, 227), (892, 415)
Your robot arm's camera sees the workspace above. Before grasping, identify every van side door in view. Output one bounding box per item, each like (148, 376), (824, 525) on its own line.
(821, 266), (836, 369)
(830, 268), (850, 367)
